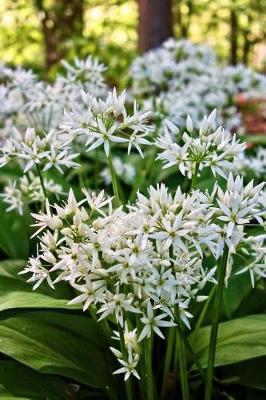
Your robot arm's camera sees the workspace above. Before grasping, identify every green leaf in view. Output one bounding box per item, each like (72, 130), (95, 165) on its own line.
(0, 311), (115, 395)
(222, 271), (252, 318)
(190, 314), (266, 367)
(0, 260), (78, 311)
(0, 360), (69, 399)
(0, 199), (31, 259)
(218, 357), (266, 390)
(242, 135), (266, 145)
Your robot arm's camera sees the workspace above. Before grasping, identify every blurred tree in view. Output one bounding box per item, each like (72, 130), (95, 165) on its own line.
(230, 5), (239, 65)
(137, 0), (173, 53)
(33, 0), (84, 71)
(173, 0), (195, 38)
(239, 0), (265, 65)
(0, 0), (264, 78)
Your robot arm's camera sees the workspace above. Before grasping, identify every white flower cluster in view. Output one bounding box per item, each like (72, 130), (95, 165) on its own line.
(238, 147), (266, 178)
(131, 39), (216, 96)
(237, 235), (266, 287)
(61, 88), (152, 157)
(131, 39), (266, 130)
(61, 56), (107, 98)
(214, 174), (264, 256)
(0, 55), (108, 136)
(0, 60), (152, 215)
(0, 127), (79, 173)
(155, 110), (246, 179)
(0, 172), (63, 215)
(21, 169), (265, 379)
(111, 324), (141, 380)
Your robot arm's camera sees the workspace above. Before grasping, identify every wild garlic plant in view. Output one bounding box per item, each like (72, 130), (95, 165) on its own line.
(60, 88), (152, 204)
(155, 109), (246, 180)
(0, 55), (110, 214)
(0, 55), (108, 135)
(21, 108), (265, 400)
(131, 39), (266, 131)
(0, 126), (78, 213)
(0, 172), (63, 215)
(0, 52), (153, 216)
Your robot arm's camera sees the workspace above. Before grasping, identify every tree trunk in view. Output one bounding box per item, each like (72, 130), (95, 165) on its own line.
(242, 30), (251, 65)
(34, 0), (84, 72)
(138, 0), (173, 53)
(230, 8), (238, 65)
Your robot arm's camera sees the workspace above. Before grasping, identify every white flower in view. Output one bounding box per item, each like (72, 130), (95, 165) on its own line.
(61, 55), (107, 97)
(61, 88), (152, 158)
(97, 292), (140, 326)
(31, 199), (63, 237)
(138, 301), (176, 341)
(131, 38), (266, 131)
(236, 235), (266, 287)
(113, 352), (140, 381)
(215, 174), (264, 238)
(19, 256), (54, 290)
(0, 127), (79, 174)
(1, 172), (63, 214)
(155, 112), (246, 180)
(81, 189), (113, 216)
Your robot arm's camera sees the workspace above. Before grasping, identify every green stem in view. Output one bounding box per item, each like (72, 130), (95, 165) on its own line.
(192, 285), (216, 345)
(136, 320), (145, 398)
(183, 332), (205, 380)
(161, 328), (175, 399)
(204, 246), (229, 400)
(145, 335), (155, 400)
(108, 151), (121, 207)
(171, 310), (205, 380)
(173, 330), (179, 375)
(35, 163), (47, 199)
(190, 162), (199, 191)
(117, 324), (133, 400)
(176, 308), (190, 400)
(129, 147), (157, 202)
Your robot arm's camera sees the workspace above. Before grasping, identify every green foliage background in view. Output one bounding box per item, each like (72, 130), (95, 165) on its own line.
(0, 0), (265, 85)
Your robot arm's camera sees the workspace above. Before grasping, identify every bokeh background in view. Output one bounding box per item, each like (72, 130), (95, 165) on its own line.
(0, 0), (265, 86)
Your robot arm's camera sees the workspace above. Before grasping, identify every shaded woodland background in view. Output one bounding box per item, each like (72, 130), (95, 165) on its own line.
(0, 0), (265, 85)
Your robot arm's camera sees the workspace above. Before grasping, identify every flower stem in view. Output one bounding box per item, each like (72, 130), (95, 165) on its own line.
(204, 246), (229, 400)
(176, 307), (190, 400)
(35, 163), (47, 199)
(136, 319), (146, 396)
(161, 327), (175, 398)
(192, 285), (216, 345)
(190, 162), (199, 191)
(145, 335), (155, 400)
(108, 151), (121, 207)
(171, 310), (205, 380)
(129, 147), (157, 201)
(117, 324), (133, 400)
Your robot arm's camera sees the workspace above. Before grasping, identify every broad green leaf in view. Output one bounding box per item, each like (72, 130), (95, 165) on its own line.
(0, 199), (31, 259)
(0, 260), (78, 310)
(218, 357), (266, 390)
(0, 360), (69, 399)
(0, 260), (26, 279)
(0, 311), (116, 395)
(222, 271), (252, 318)
(190, 314), (266, 367)
(0, 276), (78, 311)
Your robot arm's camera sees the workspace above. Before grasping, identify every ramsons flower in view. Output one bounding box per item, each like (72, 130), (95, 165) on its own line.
(1, 172), (63, 214)
(61, 88), (152, 157)
(155, 111), (246, 179)
(0, 127), (79, 173)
